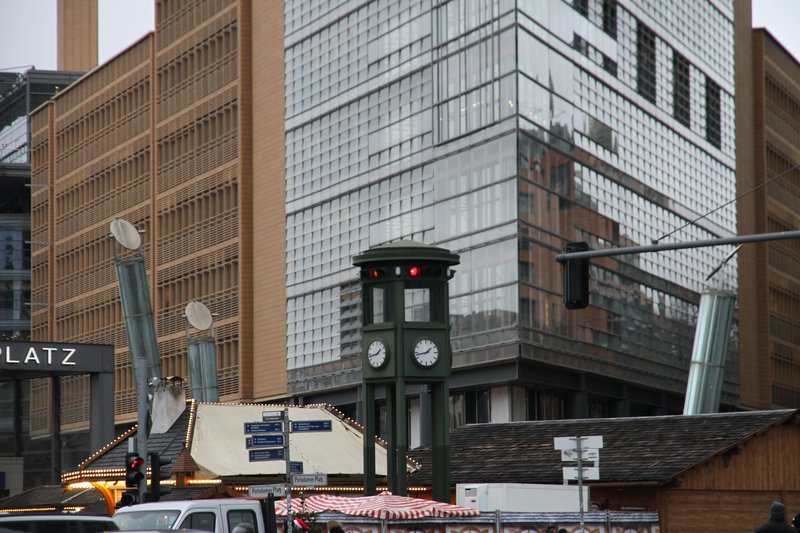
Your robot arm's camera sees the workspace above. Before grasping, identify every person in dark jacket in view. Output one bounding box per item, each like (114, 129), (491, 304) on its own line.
(755, 501), (796, 533)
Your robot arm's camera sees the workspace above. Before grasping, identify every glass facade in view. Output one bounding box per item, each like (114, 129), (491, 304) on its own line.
(0, 70), (82, 489)
(284, 0), (737, 417)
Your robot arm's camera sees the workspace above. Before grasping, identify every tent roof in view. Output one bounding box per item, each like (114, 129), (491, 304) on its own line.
(190, 404), (390, 477)
(68, 402), (392, 483)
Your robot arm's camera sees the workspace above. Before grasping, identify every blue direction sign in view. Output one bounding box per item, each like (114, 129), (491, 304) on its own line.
(292, 420), (332, 432)
(246, 435), (285, 449)
(244, 421), (283, 434)
(249, 448), (285, 462)
(290, 461), (304, 474)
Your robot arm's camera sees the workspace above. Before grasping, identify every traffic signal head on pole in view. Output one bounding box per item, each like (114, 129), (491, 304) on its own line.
(147, 452), (172, 502)
(562, 241), (591, 310)
(125, 452), (145, 488)
(116, 490), (139, 508)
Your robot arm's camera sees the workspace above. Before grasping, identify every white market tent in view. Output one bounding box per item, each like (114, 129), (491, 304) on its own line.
(190, 403), (391, 478)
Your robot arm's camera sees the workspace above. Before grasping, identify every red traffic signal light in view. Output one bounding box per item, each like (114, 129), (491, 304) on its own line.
(125, 452), (145, 488)
(360, 267), (386, 279)
(409, 266), (420, 277)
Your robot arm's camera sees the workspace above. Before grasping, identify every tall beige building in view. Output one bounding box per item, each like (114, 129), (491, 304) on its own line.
(738, 27), (800, 409)
(30, 0), (286, 443)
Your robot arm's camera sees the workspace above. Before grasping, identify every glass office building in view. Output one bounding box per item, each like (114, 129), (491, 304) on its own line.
(0, 69), (82, 490)
(284, 0), (738, 425)
(0, 70), (82, 340)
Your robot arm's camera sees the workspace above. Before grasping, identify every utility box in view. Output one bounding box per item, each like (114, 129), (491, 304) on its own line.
(456, 483), (589, 512)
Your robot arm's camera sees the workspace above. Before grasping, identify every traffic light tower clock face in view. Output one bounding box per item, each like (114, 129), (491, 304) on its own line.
(367, 339), (388, 368)
(413, 338), (439, 367)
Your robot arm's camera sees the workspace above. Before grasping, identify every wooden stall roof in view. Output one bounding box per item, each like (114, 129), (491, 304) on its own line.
(409, 409), (799, 486)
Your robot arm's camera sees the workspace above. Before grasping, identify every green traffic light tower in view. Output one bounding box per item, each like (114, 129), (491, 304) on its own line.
(353, 240), (459, 503)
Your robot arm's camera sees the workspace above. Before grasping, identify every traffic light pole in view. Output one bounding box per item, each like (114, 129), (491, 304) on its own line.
(136, 359), (148, 503)
(556, 229), (800, 262)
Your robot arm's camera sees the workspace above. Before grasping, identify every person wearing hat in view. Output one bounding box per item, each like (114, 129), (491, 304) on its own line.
(755, 501), (796, 533)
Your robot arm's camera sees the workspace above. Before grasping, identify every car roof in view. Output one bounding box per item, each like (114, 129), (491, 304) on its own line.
(0, 515), (114, 521)
(113, 499), (258, 513)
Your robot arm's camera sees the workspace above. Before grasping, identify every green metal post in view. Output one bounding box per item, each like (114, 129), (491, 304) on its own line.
(394, 379), (408, 496)
(363, 382), (376, 495)
(432, 380), (450, 502)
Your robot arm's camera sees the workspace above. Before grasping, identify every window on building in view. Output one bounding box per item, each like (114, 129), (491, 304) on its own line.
(574, 0), (589, 17)
(450, 390), (490, 428)
(602, 55), (618, 76)
(602, 0), (617, 38)
(636, 21), (657, 103)
(465, 389), (490, 423)
(673, 51), (691, 127)
(706, 76), (721, 148)
(528, 389), (564, 420)
(588, 397), (609, 418)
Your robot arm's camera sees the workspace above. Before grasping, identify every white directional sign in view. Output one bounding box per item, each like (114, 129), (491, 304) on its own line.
(553, 435), (604, 451)
(561, 448), (600, 462)
(248, 484), (286, 497)
(291, 473), (327, 487)
(563, 466), (600, 481)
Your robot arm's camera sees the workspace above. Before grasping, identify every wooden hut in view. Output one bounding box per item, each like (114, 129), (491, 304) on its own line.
(409, 409), (800, 533)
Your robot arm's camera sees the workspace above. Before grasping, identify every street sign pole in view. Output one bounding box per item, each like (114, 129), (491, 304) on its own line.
(555, 435), (603, 533)
(576, 437), (584, 533)
(283, 407), (291, 533)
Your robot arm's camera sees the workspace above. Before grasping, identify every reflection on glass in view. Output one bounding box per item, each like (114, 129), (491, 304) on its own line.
(372, 286), (392, 324)
(405, 287), (431, 322)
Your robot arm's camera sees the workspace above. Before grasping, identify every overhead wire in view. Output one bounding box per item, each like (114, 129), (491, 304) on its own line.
(653, 161), (800, 244)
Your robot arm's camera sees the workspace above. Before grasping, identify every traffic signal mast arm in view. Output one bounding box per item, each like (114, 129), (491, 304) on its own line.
(557, 230), (800, 309)
(556, 229), (800, 263)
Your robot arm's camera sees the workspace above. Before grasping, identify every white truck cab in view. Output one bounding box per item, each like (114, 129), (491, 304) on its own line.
(113, 498), (273, 533)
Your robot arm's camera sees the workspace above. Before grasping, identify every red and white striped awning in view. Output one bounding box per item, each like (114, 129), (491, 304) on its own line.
(274, 492), (480, 520)
(274, 496), (337, 516)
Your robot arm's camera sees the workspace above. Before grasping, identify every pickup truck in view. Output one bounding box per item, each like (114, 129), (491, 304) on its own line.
(113, 498), (278, 533)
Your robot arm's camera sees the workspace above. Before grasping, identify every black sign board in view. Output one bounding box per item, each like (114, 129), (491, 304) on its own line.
(0, 342), (114, 376)
(244, 422), (284, 434)
(291, 420), (332, 432)
(246, 435), (285, 448)
(249, 448), (285, 462)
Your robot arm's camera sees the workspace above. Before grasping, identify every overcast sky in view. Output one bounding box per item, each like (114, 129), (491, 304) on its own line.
(0, 1), (798, 72)
(0, 0), (154, 72)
